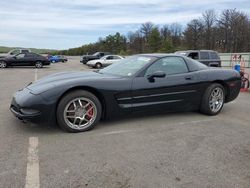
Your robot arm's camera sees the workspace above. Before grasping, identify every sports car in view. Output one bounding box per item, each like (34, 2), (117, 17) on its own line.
(10, 54), (241, 132)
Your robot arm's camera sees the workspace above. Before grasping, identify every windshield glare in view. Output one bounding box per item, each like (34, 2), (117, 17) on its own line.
(99, 55), (155, 76)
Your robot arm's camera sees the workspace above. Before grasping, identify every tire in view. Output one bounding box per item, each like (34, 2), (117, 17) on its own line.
(52, 60), (56, 63)
(57, 90), (102, 132)
(35, 61), (43, 68)
(200, 83), (225, 115)
(95, 63), (102, 69)
(0, 61), (7, 68)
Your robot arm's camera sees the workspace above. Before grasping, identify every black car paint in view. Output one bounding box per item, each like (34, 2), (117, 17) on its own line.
(10, 54), (241, 126)
(0, 53), (50, 67)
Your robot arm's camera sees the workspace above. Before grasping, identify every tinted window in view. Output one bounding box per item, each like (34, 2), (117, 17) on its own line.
(187, 52), (199, 60)
(10, 50), (20, 55)
(106, 56), (113, 60)
(16, 53), (25, 58)
(113, 56), (122, 60)
(21, 50), (29, 53)
(200, 52), (209, 60)
(210, 52), (219, 59)
(146, 57), (188, 76)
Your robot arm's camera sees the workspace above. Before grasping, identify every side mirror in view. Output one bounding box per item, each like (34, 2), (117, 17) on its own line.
(147, 71), (166, 82)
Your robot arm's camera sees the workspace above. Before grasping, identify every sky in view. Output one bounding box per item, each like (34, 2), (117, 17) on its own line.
(0, 0), (249, 50)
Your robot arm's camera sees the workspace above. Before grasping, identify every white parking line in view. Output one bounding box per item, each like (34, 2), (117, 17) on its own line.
(34, 69), (38, 81)
(101, 130), (134, 135)
(25, 137), (39, 188)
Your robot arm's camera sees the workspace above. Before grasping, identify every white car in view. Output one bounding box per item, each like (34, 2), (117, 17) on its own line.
(86, 55), (124, 68)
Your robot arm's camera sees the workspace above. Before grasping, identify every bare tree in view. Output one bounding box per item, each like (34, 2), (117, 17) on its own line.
(183, 19), (204, 49)
(140, 22), (154, 41)
(202, 9), (217, 49)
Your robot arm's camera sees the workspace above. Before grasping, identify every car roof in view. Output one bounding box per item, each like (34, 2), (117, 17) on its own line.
(138, 53), (185, 58)
(176, 50), (217, 53)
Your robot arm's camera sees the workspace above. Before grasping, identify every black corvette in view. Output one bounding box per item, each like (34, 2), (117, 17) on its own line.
(0, 52), (50, 68)
(10, 54), (241, 132)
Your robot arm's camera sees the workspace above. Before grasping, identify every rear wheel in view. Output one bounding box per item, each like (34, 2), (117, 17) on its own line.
(57, 90), (102, 132)
(200, 83), (225, 115)
(35, 61), (43, 68)
(0, 61), (7, 68)
(95, 63), (102, 69)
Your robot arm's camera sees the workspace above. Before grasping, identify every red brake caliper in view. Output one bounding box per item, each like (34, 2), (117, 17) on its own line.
(86, 104), (94, 118)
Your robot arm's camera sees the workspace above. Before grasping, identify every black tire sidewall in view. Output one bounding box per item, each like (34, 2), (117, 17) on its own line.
(200, 83), (225, 115)
(57, 90), (102, 132)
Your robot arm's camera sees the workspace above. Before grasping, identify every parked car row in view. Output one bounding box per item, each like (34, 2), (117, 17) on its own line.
(0, 52), (50, 68)
(0, 49), (70, 68)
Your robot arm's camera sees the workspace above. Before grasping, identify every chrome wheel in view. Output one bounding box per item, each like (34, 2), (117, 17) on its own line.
(63, 97), (97, 130)
(35, 62), (43, 68)
(209, 87), (224, 113)
(0, 61), (7, 68)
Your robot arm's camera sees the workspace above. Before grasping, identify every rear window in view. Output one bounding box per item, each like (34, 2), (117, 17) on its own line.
(200, 52), (209, 60)
(210, 52), (219, 59)
(186, 58), (208, 71)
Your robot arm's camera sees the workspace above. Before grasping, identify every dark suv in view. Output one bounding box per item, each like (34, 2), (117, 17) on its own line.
(80, 52), (111, 64)
(175, 50), (221, 67)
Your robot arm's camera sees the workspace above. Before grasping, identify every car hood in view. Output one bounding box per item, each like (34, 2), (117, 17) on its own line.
(26, 71), (115, 94)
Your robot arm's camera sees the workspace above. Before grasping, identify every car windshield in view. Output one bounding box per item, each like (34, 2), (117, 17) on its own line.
(100, 56), (107, 60)
(99, 55), (156, 77)
(92, 52), (99, 56)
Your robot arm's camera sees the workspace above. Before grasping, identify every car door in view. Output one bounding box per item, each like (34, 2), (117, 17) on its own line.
(131, 56), (200, 112)
(10, 53), (26, 66)
(104, 56), (115, 66)
(24, 53), (35, 65)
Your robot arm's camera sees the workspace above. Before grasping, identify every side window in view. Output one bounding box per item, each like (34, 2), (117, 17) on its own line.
(113, 56), (121, 60)
(145, 57), (188, 76)
(16, 53), (25, 58)
(200, 52), (209, 60)
(10, 50), (20, 55)
(187, 52), (199, 60)
(210, 52), (219, 59)
(106, 56), (113, 60)
(99, 53), (104, 57)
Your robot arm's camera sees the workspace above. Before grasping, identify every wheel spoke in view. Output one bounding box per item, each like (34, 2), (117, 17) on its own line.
(63, 97), (97, 130)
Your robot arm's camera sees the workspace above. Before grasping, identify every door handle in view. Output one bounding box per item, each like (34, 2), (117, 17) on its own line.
(185, 76), (193, 80)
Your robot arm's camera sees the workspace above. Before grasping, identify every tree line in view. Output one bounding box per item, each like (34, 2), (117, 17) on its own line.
(56, 9), (250, 56)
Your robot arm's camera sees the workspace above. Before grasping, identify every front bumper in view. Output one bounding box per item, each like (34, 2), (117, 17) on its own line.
(10, 105), (41, 120)
(10, 88), (55, 124)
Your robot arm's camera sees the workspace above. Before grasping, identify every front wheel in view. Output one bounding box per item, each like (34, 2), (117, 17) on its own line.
(35, 61), (43, 68)
(0, 61), (7, 68)
(95, 63), (102, 69)
(200, 83), (225, 115)
(57, 90), (102, 132)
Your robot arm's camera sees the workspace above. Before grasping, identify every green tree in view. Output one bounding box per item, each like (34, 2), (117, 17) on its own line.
(148, 27), (161, 52)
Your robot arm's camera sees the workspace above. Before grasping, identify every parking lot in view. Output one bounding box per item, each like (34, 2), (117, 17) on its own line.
(0, 56), (250, 188)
